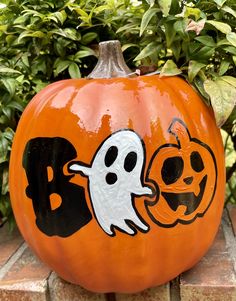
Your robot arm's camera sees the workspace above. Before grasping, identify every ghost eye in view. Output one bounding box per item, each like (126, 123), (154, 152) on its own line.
(105, 146), (118, 167)
(161, 156), (184, 185)
(191, 151), (204, 172)
(124, 151), (137, 172)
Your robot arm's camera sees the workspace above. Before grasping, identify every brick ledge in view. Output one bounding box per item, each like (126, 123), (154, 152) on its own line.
(0, 206), (236, 301)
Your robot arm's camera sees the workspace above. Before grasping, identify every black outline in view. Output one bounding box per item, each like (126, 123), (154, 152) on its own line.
(144, 118), (218, 228)
(162, 175), (207, 214)
(68, 129), (155, 237)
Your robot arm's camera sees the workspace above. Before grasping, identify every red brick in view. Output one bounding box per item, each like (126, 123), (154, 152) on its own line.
(204, 226), (227, 257)
(116, 284), (170, 301)
(0, 246), (51, 301)
(180, 226), (236, 301)
(48, 272), (106, 301)
(227, 204), (236, 236)
(0, 224), (23, 269)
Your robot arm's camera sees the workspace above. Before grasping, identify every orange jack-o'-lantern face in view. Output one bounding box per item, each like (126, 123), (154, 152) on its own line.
(145, 118), (217, 227)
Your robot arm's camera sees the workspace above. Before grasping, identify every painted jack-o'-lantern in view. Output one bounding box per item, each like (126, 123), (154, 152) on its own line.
(146, 118), (217, 227)
(9, 40), (225, 293)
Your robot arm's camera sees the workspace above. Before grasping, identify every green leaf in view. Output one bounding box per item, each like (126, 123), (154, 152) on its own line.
(195, 36), (216, 47)
(206, 20), (231, 34)
(116, 23), (139, 34)
(221, 76), (236, 88)
(158, 0), (172, 17)
(94, 5), (111, 13)
(2, 167), (9, 196)
(0, 66), (21, 74)
(3, 128), (14, 142)
(74, 8), (89, 18)
(219, 60), (230, 76)
(171, 40), (181, 61)
(188, 61), (206, 82)
(51, 28), (79, 41)
(7, 101), (24, 112)
(213, 0), (227, 7)
(81, 32), (97, 45)
(53, 11), (67, 25)
(21, 53), (29, 67)
(32, 79), (48, 93)
(191, 46), (215, 61)
(223, 46), (236, 55)
(2, 107), (11, 120)
(68, 62), (81, 79)
(226, 32), (236, 48)
(22, 9), (44, 18)
(164, 22), (176, 48)
(183, 7), (202, 20)
(174, 19), (188, 39)
(74, 49), (96, 60)
(121, 43), (139, 52)
(233, 56), (236, 66)
(217, 39), (231, 46)
(53, 60), (70, 77)
(13, 15), (28, 24)
(160, 60), (182, 77)
(0, 136), (8, 164)
(18, 31), (46, 42)
(140, 8), (159, 36)
(1, 78), (16, 96)
(0, 25), (8, 32)
(204, 77), (236, 126)
(221, 5), (236, 18)
(134, 42), (160, 61)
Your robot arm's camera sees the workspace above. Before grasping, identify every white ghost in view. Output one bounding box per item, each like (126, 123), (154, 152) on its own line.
(69, 130), (152, 236)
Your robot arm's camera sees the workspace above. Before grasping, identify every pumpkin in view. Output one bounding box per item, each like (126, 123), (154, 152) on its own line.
(9, 40), (225, 293)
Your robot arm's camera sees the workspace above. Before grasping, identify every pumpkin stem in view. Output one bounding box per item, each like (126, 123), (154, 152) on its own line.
(87, 40), (134, 79)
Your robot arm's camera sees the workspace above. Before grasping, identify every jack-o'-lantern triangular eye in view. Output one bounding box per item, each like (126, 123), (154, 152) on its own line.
(161, 156), (184, 185)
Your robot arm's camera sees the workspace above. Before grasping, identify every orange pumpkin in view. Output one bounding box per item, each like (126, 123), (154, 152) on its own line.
(9, 40), (225, 293)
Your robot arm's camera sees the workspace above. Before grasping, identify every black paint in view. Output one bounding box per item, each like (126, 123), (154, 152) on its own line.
(183, 176), (193, 185)
(105, 146), (118, 167)
(124, 151), (137, 172)
(191, 151), (204, 172)
(106, 172), (118, 185)
(161, 156), (184, 185)
(22, 137), (92, 237)
(162, 175), (207, 215)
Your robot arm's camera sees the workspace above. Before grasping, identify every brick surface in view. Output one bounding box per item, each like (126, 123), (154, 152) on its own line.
(116, 284), (170, 301)
(1, 214), (236, 301)
(180, 227), (236, 301)
(0, 224), (23, 269)
(0, 246), (51, 301)
(48, 272), (106, 301)
(228, 204), (236, 236)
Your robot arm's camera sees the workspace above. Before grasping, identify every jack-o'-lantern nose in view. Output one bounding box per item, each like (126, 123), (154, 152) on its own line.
(183, 176), (193, 185)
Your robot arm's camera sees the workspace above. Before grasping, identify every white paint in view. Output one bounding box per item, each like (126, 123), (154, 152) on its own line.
(69, 130), (152, 235)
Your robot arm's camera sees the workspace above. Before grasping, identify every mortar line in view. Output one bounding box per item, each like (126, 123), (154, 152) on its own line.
(222, 210), (236, 274)
(0, 242), (27, 280)
(170, 277), (181, 301)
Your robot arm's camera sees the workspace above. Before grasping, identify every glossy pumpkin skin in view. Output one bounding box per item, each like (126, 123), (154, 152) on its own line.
(9, 75), (225, 293)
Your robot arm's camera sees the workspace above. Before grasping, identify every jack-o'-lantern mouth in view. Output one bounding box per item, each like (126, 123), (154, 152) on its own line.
(161, 175), (207, 215)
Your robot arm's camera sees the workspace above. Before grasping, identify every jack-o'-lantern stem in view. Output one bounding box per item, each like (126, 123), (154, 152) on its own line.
(169, 119), (190, 148)
(87, 40), (134, 79)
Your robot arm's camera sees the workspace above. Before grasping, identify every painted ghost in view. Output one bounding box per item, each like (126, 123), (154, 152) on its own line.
(69, 130), (152, 236)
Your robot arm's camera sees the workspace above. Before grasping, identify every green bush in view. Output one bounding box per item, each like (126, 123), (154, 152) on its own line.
(0, 0), (235, 228)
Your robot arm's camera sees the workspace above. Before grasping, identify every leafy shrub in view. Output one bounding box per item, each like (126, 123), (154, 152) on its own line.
(0, 0), (235, 227)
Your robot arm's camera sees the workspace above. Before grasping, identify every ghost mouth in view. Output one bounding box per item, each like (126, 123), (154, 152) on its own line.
(161, 175), (207, 215)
